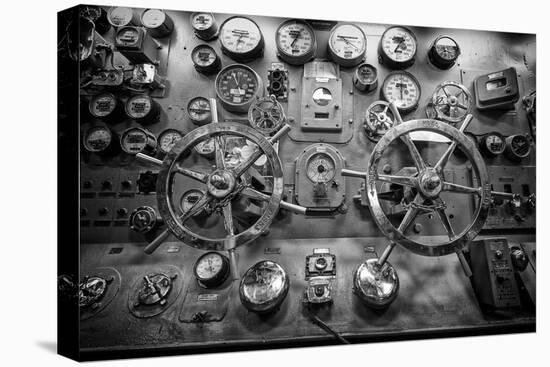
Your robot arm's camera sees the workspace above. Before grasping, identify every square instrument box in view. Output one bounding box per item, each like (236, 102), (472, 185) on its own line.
(58, 4), (536, 361)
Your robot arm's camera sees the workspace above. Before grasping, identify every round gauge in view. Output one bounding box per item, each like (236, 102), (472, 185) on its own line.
(107, 7), (137, 27)
(179, 189), (208, 217)
(275, 19), (317, 65)
(79, 276), (108, 308)
(239, 260), (290, 314)
(83, 125), (114, 153)
(379, 26), (417, 69)
(89, 93), (118, 119)
(120, 126), (157, 154)
(219, 16), (264, 61)
(115, 26), (141, 46)
(307, 153), (336, 183)
(353, 63), (378, 92)
(480, 132), (505, 157)
(193, 252), (230, 288)
(381, 71), (421, 113)
(125, 94), (160, 123)
(328, 23), (366, 67)
(215, 64), (264, 113)
(140, 9), (173, 38)
(505, 134), (531, 161)
(129, 206), (158, 233)
(191, 12), (218, 40)
(187, 96), (212, 125)
(364, 101), (395, 141)
(429, 35), (460, 69)
(194, 137), (216, 159)
(353, 258), (399, 309)
(158, 129), (184, 155)
(191, 44), (221, 74)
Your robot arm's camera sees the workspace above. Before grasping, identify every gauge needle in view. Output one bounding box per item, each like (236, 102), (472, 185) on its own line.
(399, 76), (404, 99)
(232, 73), (243, 95)
(338, 35), (359, 50)
(394, 39), (405, 53)
(291, 30), (301, 47)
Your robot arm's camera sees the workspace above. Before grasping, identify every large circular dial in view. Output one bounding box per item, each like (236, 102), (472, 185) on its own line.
(328, 23), (366, 67)
(307, 153), (336, 183)
(219, 16), (264, 61)
(158, 129), (183, 155)
(187, 96), (212, 125)
(275, 19), (317, 65)
(83, 125), (114, 153)
(215, 64), (264, 113)
(193, 252), (230, 288)
(381, 71), (421, 113)
(379, 26), (417, 69)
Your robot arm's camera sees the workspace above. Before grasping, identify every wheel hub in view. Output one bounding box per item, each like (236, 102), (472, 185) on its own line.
(207, 169), (236, 198)
(448, 95), (458, 106)
(418, 169), (442, 198)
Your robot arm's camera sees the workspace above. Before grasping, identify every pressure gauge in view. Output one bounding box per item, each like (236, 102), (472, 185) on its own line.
(125, 94), (161, 124)
(275, 19), (317, 65)
(219, 16), (264, 62)
(364, 101), (395, 142)
(353, 258), (399, 309)
(307, 153), (336, 183)
(89, 93), (119, 120)
(479, 132), (506, 157)
(505, 134), (531, 161)
(187, 96), (212, 125)
(179, 189), (208, 217)
(379, 26), (417, 69)
(129, 206), (158, 233)
(193, 252), (230, 288)
(120, 126), (157, 155)
(194, 137), (216, 159)
(79, 276), (108, 308)
(107, 7), (138, 27)
(215, 64), (264, 113)
(158, 129), (184, 155)
(353, 63), (378, 92)
(191, 44), (221, 74)
(429, 35), (460, 69)
(328, 23), (366, 67)
(140, 9), (174, 38)
(191, 12), (218, 40)
(83, 124), (115, 154)
(381, 71), (421, 114)
(239, 260), (290, 313)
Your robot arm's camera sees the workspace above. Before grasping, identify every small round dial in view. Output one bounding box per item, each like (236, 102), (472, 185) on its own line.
(194, 137), (216, 158)
(307, 153), (336, 183)
(179, 189), (207, 217)
(379, 26), (417, 69)
(120, 126), (157, 154)
(158, 129), (184, 155)
(328, 23), (366, 67)
(190, 12), (218, 40)
(129, 206), (158, 233)
(219, 16), (264, 61)
(89, 93), (118, 118)
(215, 64), (264, 113)
(83, 125), (113, 153)
(480, 132), (505, 157)
(429, 35), (460, 69)
(191, 44), (221, 74)
(353, 63), (378, 92)
(193, 252), (230, 288)
(275, 19), (317, 65)
(187, 96), (212, 125)
(239, 260), (290, 314)
(107, 7), (136, 27)
(381, 71), (421, 113)
(505, 134), (531, 161)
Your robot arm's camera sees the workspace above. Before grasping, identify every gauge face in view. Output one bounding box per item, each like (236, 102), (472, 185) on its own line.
(509, 135), (530, 157)
(215, 64), (262, 112)
(126, 95), (152, 119)
(158, 129), (183, 154)
(307, 153), (336, 183)
(194, 252), (229, 286)
(107, 7), (134, 27)
(434, 36), (459, 61)
(219, 16), (263, 58)
(191, 13), (214, 30)
(356, 64), (377, 84)
(380, 26), (417, 66)
(179, 189), (206, 216)
(381, 71), (421, 113)
(194, 137), (216, 157)
(121, 127), (149, 154)
(328, 23), (366, 66)
(484, 133), (505, 155)
(141, 9), (166, 28)
(116, 26), (140, 45)
(276, 19), (316, 64)
(84, 126), (112, 153)
(187, 96), (212, 124)
(239, 260), (289, 313)
(89, 94), (116, 117)
(191, 44), (220, 73)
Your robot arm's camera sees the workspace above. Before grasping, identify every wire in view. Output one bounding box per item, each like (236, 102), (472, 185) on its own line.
(305, 304), (350, 344)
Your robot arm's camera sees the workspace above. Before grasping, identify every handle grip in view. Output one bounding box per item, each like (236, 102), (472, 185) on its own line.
(144, 229), (170, 254)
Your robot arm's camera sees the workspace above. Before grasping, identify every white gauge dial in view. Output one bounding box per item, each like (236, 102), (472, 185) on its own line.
(328, 23), (366, 67)
(195, 253), (224, 279)
(381, 71), (421, 113)
(307, 153), (336, 183)
(158, 129), (183, 154)
(219, 16), (264, 60)
(84, 126), (112, 153)
(191, 13), (214, 31)
(187, 96), (212, 125)
(194, 137), (216, 158)
(380, 26), (417, 67)
(276, 19), (316, 64)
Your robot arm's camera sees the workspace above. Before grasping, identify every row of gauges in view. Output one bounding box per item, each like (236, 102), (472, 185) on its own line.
(189, 15), (460, 69)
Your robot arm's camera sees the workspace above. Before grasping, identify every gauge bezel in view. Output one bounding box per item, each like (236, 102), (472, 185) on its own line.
(353, 63), (378, 92)
(187, 96), (213, 125)
(215, 64), (264, 114)
(158, 128), (184, 155)
(327, 22), (367, 68)
(190, 12), (219, 40)
(120, 126), (157, 155)
(429, 35), (461, 69)
(275, 19), (317, 65)
(380, 71), (422, 114)
(191, 44), (221, 74)
(193, 251), (231, 288)
(306, 152), (337, 183)
(378, 26), (418, 69)
(218, 16), (265, 62)
(83, 124), (114, 153)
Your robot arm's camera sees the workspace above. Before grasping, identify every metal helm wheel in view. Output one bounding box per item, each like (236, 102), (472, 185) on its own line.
(364, 100), (395, 142)
(431, 81), (472, 124)
(248, 95), (286, 136)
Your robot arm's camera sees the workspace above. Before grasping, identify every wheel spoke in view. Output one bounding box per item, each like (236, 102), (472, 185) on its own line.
(457, 103), (468, 110)
(434, 142), (458, 173)
(240, 187), (270, 202)
(174, 165), (208, 183)
(377, 174), (417, 187)
(442, 86), (450, 97)
(442, 182), (482, 196)
(214, 136), (226, 170)
(222, 202), (235, 235)
(400, 134), (427, 172)
(434, 198), (455, 240)
(398, 200), (420, 233)
(232, 148), (263, 177)
(179, 192), (213, 223)
(454, 89), (464, 98)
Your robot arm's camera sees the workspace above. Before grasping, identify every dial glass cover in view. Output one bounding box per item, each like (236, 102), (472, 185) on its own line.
(158, 129), (183, 154)
(192, 13), (214, 30)
(141, 9), (166, 28)
(382, 71), (421, 111)
(356, 63), (377, 84)
(216, 65), (260, 106)
(121, 128), (148, 153)
(434, 36), (459, 61)
(307, 153), (336, 183)
(187, 97), (212, 122)
(126, 95), (152, 119)
(276, 20), (315, 58)
(220, 17), (262, 55)
(381, 26), (417, 63)
(195, 252), (226, 281)
(192, 45), (217, 68)
(329, 24), (366, 60)
(485, 134), (505, 154)
(194, 137), (216, 156)
(84, 126), (112, 152)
